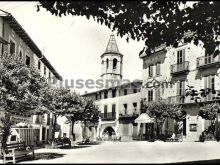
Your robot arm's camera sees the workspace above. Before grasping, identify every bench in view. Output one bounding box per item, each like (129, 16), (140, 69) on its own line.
(2, 141), (34, 164)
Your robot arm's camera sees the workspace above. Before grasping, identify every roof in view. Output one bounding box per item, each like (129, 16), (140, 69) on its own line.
(0, 35), (9, 44)
(81, 80), (142, 97)
(101, 34), (123, 57)
(139, 44), (167, 59)
(134, 113), (155, 123)
(0, 10), (62, 80)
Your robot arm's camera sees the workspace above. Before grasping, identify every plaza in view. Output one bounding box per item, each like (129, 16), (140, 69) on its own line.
(1, 141), (219, 164)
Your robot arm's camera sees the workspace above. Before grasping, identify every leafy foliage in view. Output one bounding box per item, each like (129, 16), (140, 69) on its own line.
(65, 96), (100, 141)
(0, 112), (12, 150)
(185, 85), (220, 103)
(141, 100), (186, 139)
(37, 1), (220, 56)
(0, 52), (49, 148)
(141, 100), (186, 121)
(198, 102), (220, 121)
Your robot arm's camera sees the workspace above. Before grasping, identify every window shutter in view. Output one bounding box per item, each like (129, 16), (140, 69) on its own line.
(177, 81), (180, 96)
(182, 49), (185, 62)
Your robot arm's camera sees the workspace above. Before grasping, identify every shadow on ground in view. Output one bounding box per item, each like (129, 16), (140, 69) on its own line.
(20, 152), (66, 163)
(76, 141), (103, 146)
(59, 145), (91, 149)
(169, 159), (220, 164)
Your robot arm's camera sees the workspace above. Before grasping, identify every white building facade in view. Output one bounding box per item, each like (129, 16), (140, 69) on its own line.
(140, 42), (220, 141)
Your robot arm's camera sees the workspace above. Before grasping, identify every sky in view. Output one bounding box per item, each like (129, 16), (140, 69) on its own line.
(0, 1), (144, 94)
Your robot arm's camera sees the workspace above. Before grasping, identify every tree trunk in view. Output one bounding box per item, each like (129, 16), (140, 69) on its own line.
(1, 112), (12, 151)
(83, 120), (87, 139)
(71, 120), (76, 141)
(52, 114), (57, 144)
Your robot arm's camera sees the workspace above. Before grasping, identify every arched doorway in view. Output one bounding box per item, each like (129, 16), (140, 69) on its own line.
(102, 126), (116, 141)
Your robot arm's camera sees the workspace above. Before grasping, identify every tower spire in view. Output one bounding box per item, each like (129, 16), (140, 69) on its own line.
(101, 34), (123, 81)
(105, 34), (119, 53)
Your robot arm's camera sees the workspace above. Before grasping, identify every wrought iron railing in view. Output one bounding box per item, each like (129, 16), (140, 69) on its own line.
(197, 55), (220, 67)
(170, 61), (189, 74)
(101, 112), (116, 120)
(167, 95), (195, 104)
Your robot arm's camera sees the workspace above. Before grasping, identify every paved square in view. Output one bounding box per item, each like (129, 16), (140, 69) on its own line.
(1, 141), (219, 164)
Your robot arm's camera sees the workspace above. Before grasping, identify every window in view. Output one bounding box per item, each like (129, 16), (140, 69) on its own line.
(149, 64), (153, 77)
(35, 115), (40, 124)
(189, 124), (197, 132)
(177, 49), (185, 64)
(204, 75), (215, 90)
(104, 90), (108, 99)
(124, 104), (127, 115)
(25, 55), (30, 66)
(177, 80), (185, 96)
(104, 105), (108, 118)
(156, 62), (161, 75)
(113, 58), (117, 69)
(148, 90), (153, 102)
(112, 104), (116, 118)
(112, 89), (116, 98)
(204, 75), (215, 100)
(49, 72), (51, 79)
(106, 58), (109, 69)
(9, 40), (15, 55)
(205, 54), (213, 64)
(47, 114), (50, 125)
(95, 93), (99, 100)
(177, 80), (185, 103)
(10, 135), (17, 142)
(44, 66), (46, 75)
(124, 89), (127, 95)
(155, 88), (160, 101)
(38, 60), (41, 70)
(19, 51), (22, 60)
(133, 102), (137, 111)
(133, 88), (137, 93)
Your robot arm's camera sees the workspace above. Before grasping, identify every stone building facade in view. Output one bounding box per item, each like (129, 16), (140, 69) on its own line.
(0, 10), (62, 144)
(139, 42), (220, 141)
(83, 34), (142, 141)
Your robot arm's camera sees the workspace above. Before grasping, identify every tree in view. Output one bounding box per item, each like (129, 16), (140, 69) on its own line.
(81, 98), (100, 140)
(65, 96), (100, 142)
(185, 85), (220, 141)
(41, 87), (73, 144)
(36, 1), (220, 56)
(197, 102), (220, 141)
(0, 52), (49, 150)
(141, 100), (186, 139)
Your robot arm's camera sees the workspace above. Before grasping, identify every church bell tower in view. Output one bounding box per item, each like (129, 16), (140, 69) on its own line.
(101, 34), (123, 81)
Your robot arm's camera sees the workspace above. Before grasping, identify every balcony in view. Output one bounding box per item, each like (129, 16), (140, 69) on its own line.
(167, 94), (220, 104)
(167, 95), (194, 104)
(119, 112), (139, 121)
(170, 61), (189, 75)
(101, 112), (116, 121)
(196, 55), (220, 69)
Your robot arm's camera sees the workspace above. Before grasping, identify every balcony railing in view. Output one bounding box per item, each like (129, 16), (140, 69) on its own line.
(119, 112), (139, 118)
(101, 112), (116, 121)
(167, 95), (195, 104)
(170, 61), (189, 75)
(197, 55), (220, 69)
(167, 94), (220, 104)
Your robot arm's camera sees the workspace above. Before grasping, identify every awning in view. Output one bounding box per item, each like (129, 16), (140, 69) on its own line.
(134, 113), (155, 123)
(0, 36), (9, 44)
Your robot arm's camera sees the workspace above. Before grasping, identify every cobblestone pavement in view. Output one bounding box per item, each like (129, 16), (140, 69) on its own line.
(1, 141), (220, 163)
